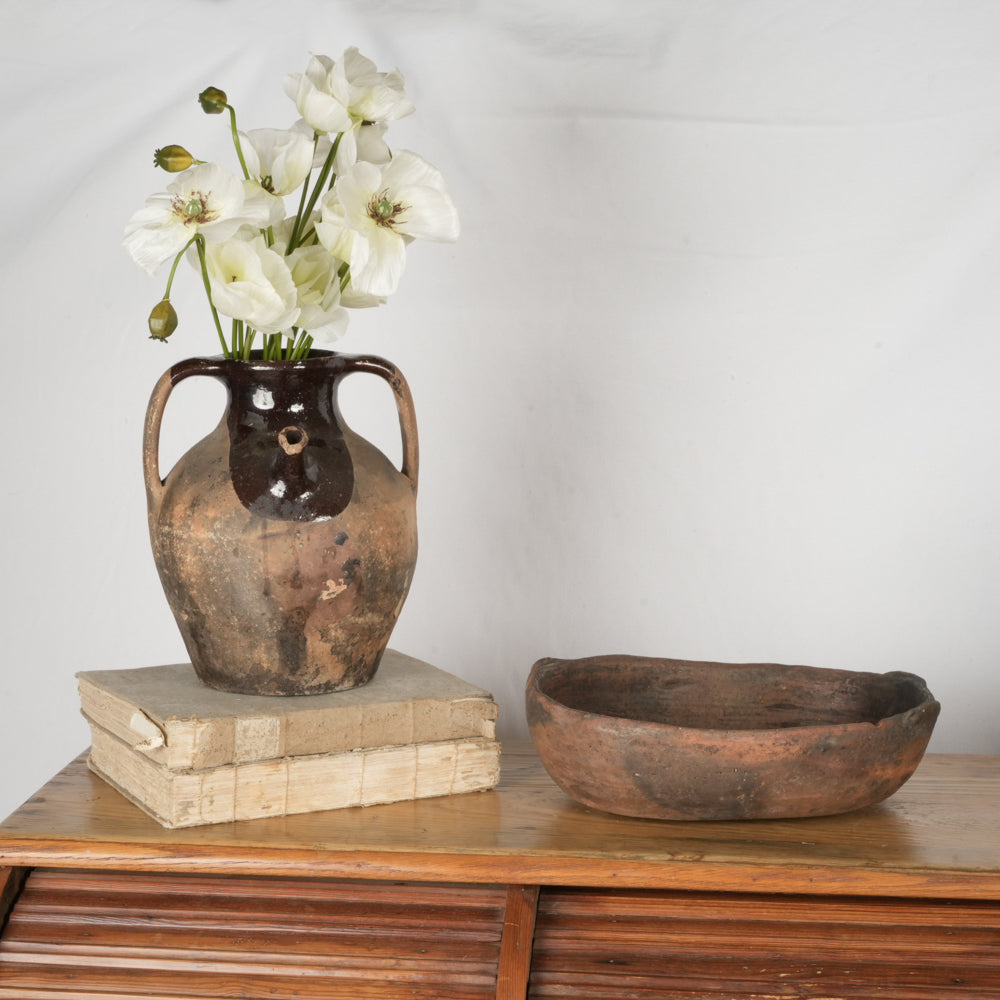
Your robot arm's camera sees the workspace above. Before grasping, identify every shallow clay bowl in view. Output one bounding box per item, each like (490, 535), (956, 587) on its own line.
(525, 655), (939, 821)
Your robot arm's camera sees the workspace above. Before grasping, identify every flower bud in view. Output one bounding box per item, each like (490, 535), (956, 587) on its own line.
(148, 299), (178, 341)
(198, 87), (228, 114)
(153, 145), (194, 172)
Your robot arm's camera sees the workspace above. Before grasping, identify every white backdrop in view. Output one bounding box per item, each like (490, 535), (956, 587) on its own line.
(2, 0), (999, 822)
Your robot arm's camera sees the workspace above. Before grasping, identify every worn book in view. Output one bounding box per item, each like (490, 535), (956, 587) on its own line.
(77, 650), (498, 771)
(86, 720), (501, 828)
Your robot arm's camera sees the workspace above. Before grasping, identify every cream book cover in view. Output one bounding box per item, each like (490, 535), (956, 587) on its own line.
(78, 650), (497, 771)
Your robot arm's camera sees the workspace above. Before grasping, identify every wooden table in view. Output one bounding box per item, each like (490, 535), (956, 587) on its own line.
(1, 745), (998, 998)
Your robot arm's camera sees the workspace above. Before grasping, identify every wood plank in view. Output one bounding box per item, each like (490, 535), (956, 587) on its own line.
(496, 884), (539, 1000)
(0, 964), (493, 999)
(1, 748), (999, 899)
(529, 886), (1000, 999)
(0, 868), (507, 999)
(0, 869), (26, 933)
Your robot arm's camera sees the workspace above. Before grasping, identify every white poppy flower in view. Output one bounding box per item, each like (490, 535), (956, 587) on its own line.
(123, 162), (271, 274)
(313, 195), (354, 264)
(340, 282), (387, 310)
(315, 150), (459, 296)
(268, 214), (300, 250)
(334, 121), (393, 174)
(283, 49), (414, 137)
(355, 122), (391, 164)
(284, 245), (349, 342)
(200, 234), (300, 335)
(242, 178), (288, 233)
(242, 128), (314, 196)
(339, 47), (414, 122)
(290, 117), (390, 178)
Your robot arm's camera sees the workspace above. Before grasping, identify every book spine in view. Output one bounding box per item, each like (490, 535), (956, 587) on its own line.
(86, 723), (501, 829)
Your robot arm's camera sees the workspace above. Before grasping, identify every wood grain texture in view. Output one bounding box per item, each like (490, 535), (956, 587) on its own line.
(1, 750), (999, 999)
(496, 885), (539, 1000)
(1, 747), (999, 899)
(529, 887), (1000, 998)
(0, 869), (26, 935)
(0, 868), (507, 999)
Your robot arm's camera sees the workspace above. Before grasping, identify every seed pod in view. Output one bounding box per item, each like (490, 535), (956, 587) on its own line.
(153, 145), (194, 172)
(198, 86), (228, 114)
(148, 299), (179, 341)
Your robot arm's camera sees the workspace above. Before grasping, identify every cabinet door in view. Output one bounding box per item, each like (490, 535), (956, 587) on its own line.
(0, 868), (509, 999)
(530, 887), (1000, 998)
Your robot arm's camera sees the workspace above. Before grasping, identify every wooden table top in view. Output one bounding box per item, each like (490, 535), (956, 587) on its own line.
(1, 745), (998, 900)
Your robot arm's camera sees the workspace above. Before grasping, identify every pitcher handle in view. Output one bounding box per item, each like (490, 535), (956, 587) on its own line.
(342, 354), (419, 495)
(143, 357), (225, 517)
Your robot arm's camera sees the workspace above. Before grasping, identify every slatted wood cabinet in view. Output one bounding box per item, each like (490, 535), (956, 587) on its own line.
(1, 745), (998, 998)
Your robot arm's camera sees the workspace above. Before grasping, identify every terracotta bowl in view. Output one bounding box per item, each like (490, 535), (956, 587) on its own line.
(525, 655), (940, 821)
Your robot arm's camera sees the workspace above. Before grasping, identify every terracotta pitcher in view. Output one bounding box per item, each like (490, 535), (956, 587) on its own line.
(142, 351), (418, 695)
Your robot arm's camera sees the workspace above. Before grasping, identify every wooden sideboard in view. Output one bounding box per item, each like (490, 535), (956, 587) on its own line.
(1, 744), (998, 998)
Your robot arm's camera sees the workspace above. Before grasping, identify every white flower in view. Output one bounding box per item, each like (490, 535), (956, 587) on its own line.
(123, 162), (272, 274)
(315, 150), (459, 296)
(269, 214), (300, 250)
(241, 178), (287, 231)
(343, 122), (396, 176)
(330, 121), (392, 174)
(290, 116), (390, 180)
(284, 49), (414, 136)
(284, 245), (349, 342)
(341, 281), (387, 310)
(242, 128), (314, 196)
(339, 47), (414, 123)
(199, 234), (300, 334)
(353, 122), (392, 165)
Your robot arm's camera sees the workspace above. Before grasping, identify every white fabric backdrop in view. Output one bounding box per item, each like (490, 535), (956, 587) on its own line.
(2, 0), (999, 821)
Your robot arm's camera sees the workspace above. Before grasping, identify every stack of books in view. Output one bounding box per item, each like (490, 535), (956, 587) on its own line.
(77, 650), (500, 828)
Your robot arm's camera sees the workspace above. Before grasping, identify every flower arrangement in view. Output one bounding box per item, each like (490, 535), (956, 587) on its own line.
(124, 49), (460, 360)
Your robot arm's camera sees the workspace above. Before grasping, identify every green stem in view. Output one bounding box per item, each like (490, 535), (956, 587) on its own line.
(287, 132), (343, 253)
(226, 105), (250, 180)
(287, 136), (316, 252)
(162, 236), (198, 298)
(233, 319), (248, 358)
(294, 332), (314, 360)
(194, 236), (229, 356)
(276, 329), (311, 361)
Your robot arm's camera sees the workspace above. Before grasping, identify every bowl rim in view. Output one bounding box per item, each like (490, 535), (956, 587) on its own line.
(526, 654), (940, 738)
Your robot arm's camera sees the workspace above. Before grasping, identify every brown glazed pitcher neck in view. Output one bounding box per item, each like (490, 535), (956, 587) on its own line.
(221, 352), (347, 428)
(216, 351), (356, 521)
